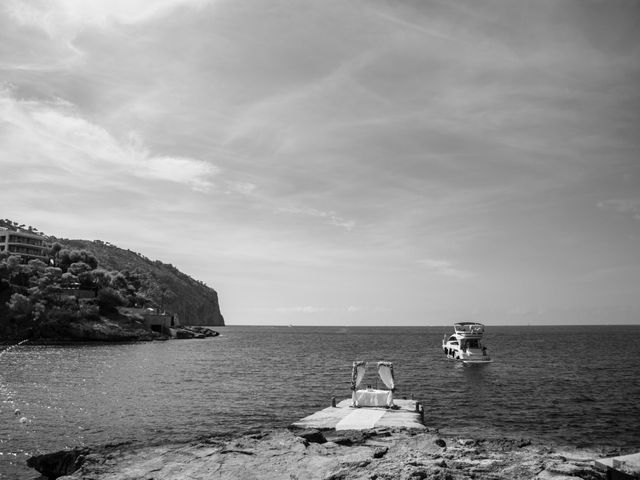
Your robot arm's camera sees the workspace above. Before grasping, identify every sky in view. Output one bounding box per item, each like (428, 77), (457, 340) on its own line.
(1, 0), (639, 326)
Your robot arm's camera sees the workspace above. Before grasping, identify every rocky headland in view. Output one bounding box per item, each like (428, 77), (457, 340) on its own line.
(57, 238), (224, 327)
(27, 427), (615, 480)
(1, 219), (224, 342)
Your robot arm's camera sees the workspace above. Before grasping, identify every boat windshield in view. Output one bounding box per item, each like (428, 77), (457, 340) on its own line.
(454, 323), (484, 334)
(464, 339), (480, 349)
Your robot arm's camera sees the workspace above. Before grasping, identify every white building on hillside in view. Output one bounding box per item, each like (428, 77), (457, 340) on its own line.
(0, 227), (49, 261)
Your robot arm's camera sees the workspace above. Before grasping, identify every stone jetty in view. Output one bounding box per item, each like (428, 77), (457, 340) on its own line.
(595, 451), (640, 479)
(292, 398), (425, 431)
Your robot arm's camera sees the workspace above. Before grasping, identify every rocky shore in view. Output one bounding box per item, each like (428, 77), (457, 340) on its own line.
(27, 427), (616, 480)
(18, 315), (220, 343)
(30, 314), (160, 342)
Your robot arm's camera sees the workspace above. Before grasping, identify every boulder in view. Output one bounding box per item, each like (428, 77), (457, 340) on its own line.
(26, 448), (88, 479)
(295, 429), (327, 444)
(173, 328), (195, 339)
(435, 438), (447, 448)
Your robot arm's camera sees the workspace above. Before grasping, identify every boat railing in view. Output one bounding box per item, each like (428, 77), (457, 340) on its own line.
(454, 323), (484, 334)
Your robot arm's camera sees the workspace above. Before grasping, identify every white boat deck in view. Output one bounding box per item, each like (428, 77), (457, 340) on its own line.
(291, 398), (425, 431)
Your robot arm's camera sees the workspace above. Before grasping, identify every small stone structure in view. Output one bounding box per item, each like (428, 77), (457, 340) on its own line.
(119, 307), (180, 335)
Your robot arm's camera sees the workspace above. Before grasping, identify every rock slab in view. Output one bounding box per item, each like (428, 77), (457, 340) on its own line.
(27, 428), (614, 480)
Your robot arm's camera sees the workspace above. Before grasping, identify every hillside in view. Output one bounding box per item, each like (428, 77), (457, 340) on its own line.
(52, 238), (225, 326)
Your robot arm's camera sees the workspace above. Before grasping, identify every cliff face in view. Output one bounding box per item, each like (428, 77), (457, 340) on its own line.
(56, 239), (224, 326)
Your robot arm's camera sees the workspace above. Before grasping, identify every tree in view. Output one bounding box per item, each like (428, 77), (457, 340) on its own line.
(7, 293), (33, 317)
(4, 255), (22, 278)
(97, 287), (125, 314)
(27, 259), (48, 279)
(110, 272), (128, 291)
(68, 261), (92, 277)
(60, 272), (79, 288)
(29, 267), (64, 312)
(90, 268), (113, 289)
(55, 249), (73, 271)
(2, 256), (29, 287)
(79, 250), (98, 270)
(48, 242), (63, 260)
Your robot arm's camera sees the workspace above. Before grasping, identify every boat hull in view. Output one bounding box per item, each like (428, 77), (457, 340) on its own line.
(443, 341), (491, 363)
(443, 348), (493, 364)
(459, 358), (493, 365)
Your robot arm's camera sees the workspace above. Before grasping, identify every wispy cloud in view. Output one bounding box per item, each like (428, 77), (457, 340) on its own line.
(370, 7), (467, 45)
(144, 156), (217, 192)
(224, 181), (257, 196)
(418, 259), (474, 279)
(5, 0), (210, 36)
(597, 198), (640, 220)
(0, 87), (218, 191)
(276, 206), (355, 231)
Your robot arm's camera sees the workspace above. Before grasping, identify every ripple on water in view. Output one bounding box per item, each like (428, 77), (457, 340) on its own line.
(2, 326), (640, 479)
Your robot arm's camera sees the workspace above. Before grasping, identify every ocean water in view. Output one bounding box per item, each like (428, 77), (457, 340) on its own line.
(1, 325), (640, 479)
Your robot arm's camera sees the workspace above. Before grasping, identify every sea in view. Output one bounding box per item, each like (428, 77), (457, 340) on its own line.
(1, 325), (640, 479)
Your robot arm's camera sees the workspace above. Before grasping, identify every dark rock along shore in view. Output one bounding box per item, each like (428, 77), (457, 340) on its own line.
(27, 427), (615, 480)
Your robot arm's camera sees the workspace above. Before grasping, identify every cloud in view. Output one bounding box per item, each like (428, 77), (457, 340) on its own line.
(144, 156), (217, 192)
(224, 181), (257, 196)
(370, 8), (466, 45)
(4, 0), (210, 36)
(0, 87), (218, 191)
(217, 50), (387, 165)
(0, 0), (213, 81)
(418, 258), (474, 279)
(597, 198), (640, 220)
(276, 205), (355, 231)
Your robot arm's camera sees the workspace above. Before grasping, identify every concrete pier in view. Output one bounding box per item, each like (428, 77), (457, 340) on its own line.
(292, 398), (425, 431)
(595, 452), (640, 479)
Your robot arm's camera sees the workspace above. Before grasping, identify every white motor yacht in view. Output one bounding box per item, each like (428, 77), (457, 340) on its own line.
(442, 322), (492, 364)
